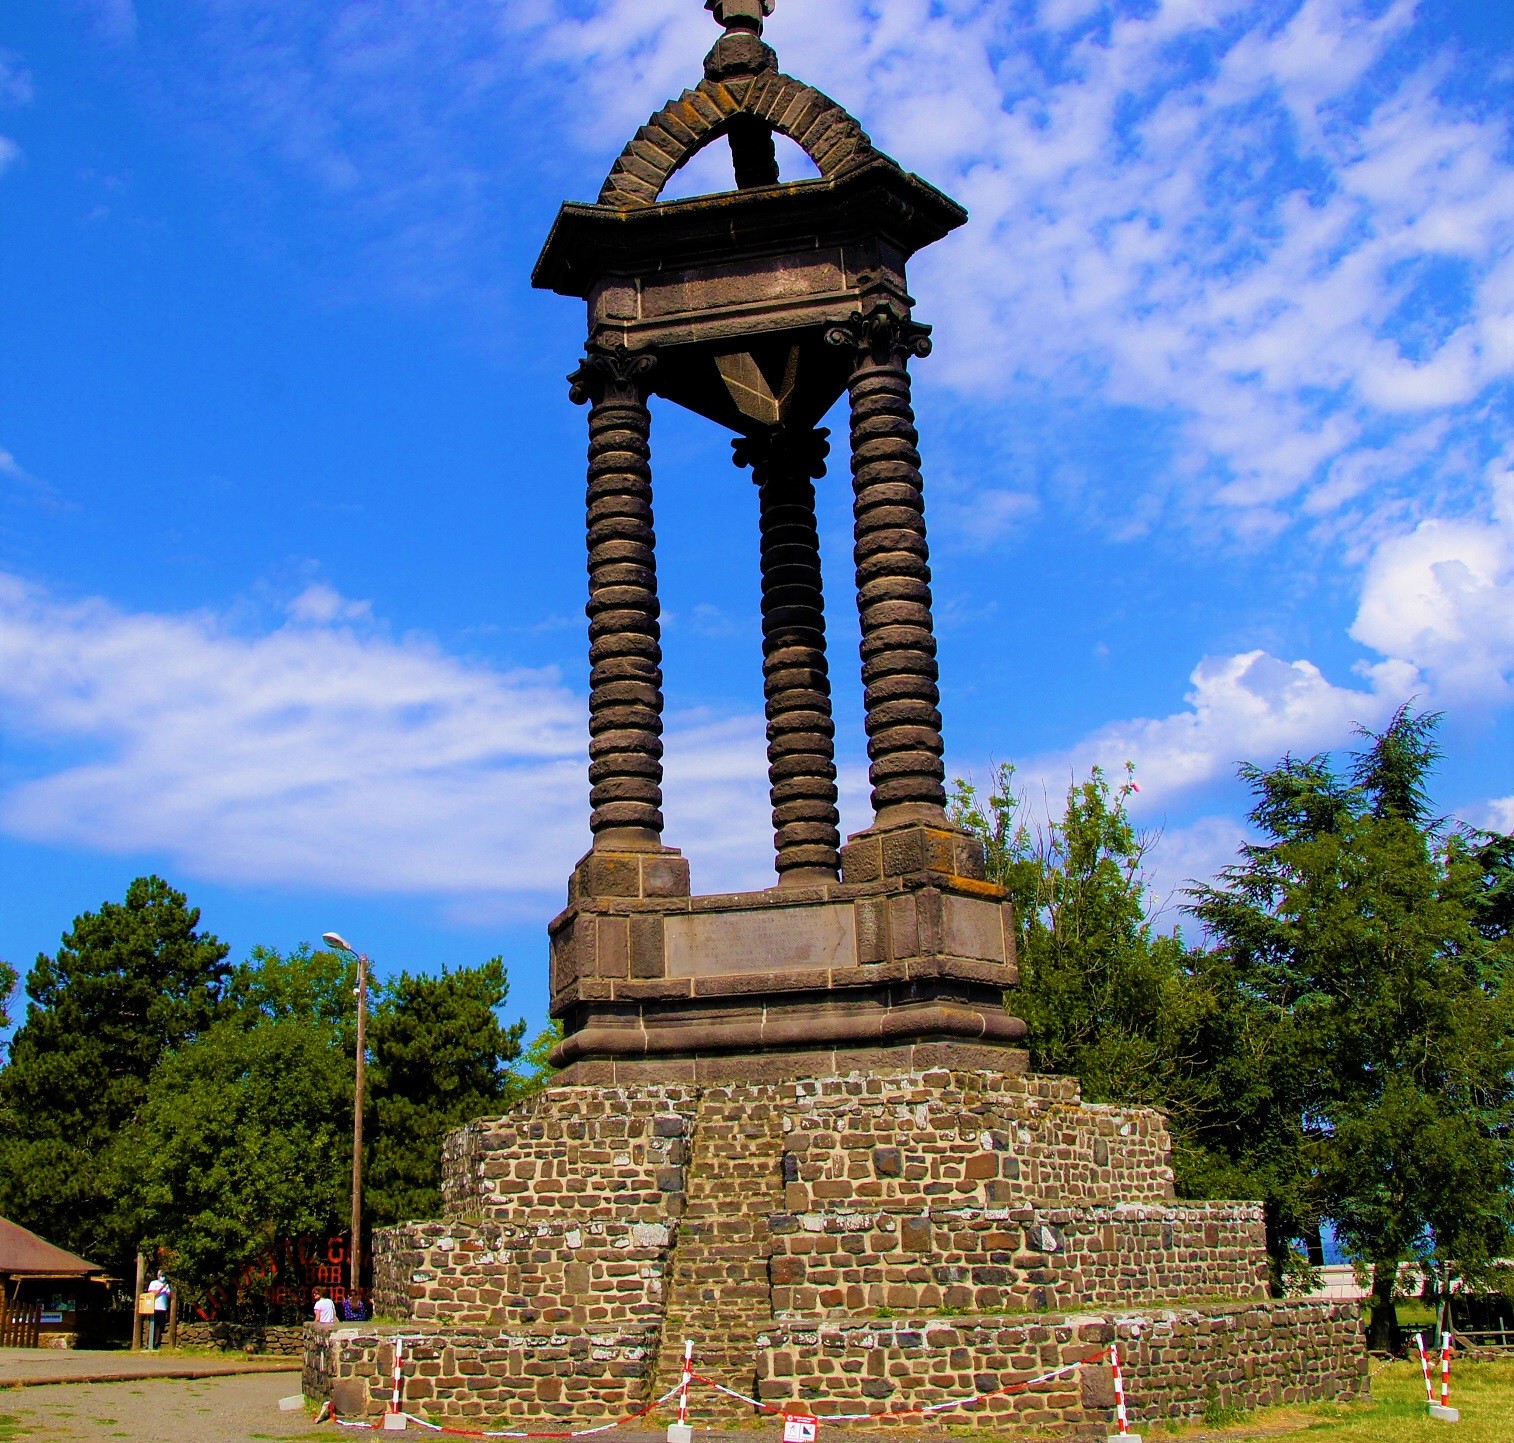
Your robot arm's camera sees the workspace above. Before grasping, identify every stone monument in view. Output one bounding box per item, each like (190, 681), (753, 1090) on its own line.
(304, 4), (1367, 1433)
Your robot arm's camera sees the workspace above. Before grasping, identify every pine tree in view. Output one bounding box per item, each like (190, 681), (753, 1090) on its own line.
(0, 877), (231, 1268)
(366, 959), (527, 1226)
(1191, 708), (1514, 1348)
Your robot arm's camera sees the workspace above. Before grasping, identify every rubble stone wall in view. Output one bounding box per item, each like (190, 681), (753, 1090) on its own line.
(770, 1202), (1269, 1316)
(440, 1084), (697, 1221)
(303, 1323), (655, 1421)
(778, 1072), (1174, 1211)
(758, 1302), (1366, 1433)
(173, 1321), (306, 1355)
(372, 1217), (674, 1327)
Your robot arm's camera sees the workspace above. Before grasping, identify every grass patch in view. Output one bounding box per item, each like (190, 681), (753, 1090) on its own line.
(1149, 1359), (1513, 1441)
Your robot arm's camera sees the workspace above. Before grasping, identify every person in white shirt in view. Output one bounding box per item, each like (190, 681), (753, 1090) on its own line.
(146, 1272), (170, 1350)
(313, 1289), (337, 1326)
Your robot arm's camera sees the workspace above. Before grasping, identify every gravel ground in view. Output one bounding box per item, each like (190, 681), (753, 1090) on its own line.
(0, 1374), (970, 1443)
(0, 1371), (324, 1442)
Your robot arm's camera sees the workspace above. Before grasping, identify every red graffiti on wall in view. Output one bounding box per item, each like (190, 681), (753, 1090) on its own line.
(195, 1235), (368, 1321)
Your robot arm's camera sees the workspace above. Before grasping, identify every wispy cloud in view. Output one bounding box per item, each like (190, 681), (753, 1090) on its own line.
(763, 0), (1514, 540)
(0, 575), (790, 910)
(141, 2), (1513, 544)
(0, 49), (33, 107)
(0, 47), (31, 177)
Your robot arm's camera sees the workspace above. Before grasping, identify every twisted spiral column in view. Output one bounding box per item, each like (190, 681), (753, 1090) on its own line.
(826, 295), (947, 824)
(569, 344), (665, 848)
(733, 428), (840, 883)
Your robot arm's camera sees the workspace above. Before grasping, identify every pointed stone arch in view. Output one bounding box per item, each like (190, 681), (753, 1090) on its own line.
(597, 73), (877, 211)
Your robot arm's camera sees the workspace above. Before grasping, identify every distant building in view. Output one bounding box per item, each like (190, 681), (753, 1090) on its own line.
(0, 1215), (111, 1348)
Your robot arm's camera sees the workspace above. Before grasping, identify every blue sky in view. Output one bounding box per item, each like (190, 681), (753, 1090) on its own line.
(2, 0), (1512, 1039)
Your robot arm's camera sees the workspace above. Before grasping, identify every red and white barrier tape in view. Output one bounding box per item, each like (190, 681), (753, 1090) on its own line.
(327, 1344), (1108, 1434)
(691, 1350), (1105, 1423)
(329, 1381), (683, 1438)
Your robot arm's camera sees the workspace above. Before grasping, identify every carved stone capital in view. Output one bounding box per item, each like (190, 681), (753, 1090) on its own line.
(568, 343), (657, 407)
(825, 297), (932, 367)
(731, 426), (831, 483)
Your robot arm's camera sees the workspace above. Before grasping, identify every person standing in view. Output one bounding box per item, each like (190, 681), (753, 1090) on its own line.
(312, 1289), (337, 1326)
(146, 1271), (171, 1350)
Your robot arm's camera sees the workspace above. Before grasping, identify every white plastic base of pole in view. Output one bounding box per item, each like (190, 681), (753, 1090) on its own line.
(666, 1425), (694, 1443)
(278, 1395), (305, 1412)
(1429, 1404), (1460, 1422)
(1107, 1436), (1142, 1442)
(383, 1412), (408, 1431)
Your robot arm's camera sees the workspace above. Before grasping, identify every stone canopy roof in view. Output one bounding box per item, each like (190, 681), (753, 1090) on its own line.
(598, 69), (878, 212)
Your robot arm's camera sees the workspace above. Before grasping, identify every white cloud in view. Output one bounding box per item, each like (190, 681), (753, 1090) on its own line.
(999, 451), (1513, 823)
(0, 136), (19, 177)
(867, 0), (1512, 528)
(1488, 797), (1514, 833)
(1023, 646), (1411, 811)
(1350, 456), (1514, 705)
(0, 574), (787, 908)
(286, 581), (373, 626)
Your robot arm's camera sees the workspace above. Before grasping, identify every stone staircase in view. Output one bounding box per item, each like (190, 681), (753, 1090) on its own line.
(652, 1087), (786, 1418)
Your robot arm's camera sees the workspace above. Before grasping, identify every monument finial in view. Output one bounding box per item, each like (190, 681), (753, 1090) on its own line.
(706, 0), (776, 36)
(703, 0), (778, 80)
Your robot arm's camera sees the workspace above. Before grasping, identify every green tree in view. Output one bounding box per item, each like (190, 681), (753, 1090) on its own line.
(229, 943), (357, 1047)
(366, 959), (527, 1226)
(953, 763), (1195, 1105)
(0, 957), (17, 1041)
(118, 1014), (352, 1307)
(1190, 708), (1514, 1349)
(0, 877), (230, 1267)
(952, 764), (1316, 1291)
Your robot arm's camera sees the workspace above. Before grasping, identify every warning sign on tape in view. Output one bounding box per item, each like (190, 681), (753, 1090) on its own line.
(782, 1412), (819, 1443)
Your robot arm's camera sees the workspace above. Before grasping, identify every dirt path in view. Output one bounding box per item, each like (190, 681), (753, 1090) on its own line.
(0, 1346), (298, 1388)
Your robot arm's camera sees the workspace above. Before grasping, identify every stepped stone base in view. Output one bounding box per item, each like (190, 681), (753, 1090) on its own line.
(304, 1299), (1365, 1433)
(303, 1067), (1367, 1432)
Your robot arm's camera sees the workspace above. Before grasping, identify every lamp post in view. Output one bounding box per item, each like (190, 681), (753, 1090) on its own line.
(323, 931), (369, 1305)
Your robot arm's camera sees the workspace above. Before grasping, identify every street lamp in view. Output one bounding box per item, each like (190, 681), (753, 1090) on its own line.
(323, 931), (369, 1307)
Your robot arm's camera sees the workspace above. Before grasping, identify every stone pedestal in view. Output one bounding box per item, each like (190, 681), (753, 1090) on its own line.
(548, 824), (1026, 1081)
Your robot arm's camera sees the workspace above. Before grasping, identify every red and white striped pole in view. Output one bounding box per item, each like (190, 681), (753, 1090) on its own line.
(679, 1338), (693, 1426)
(383, 1338), (406, 1432)
(1428, 1329), (1459, 1422)
(1416, 1333), (1434, 1405)
(1107, 1341), (1142, 1442)
(667, 1338), (694, 1443)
